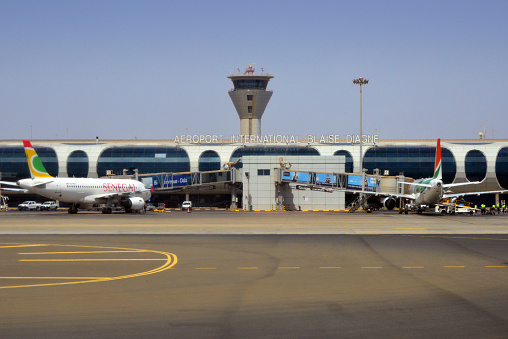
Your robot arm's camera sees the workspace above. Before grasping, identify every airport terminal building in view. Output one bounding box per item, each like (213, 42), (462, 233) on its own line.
(1, 138), (508, 209)
(1, 67), (507, 209)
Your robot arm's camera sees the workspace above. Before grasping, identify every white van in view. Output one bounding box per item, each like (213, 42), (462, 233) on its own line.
(181, 201), (192, 211)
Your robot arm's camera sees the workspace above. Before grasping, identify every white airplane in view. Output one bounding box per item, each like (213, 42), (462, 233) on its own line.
(355, 139), (507, 213)
(0, 140), (151, 214)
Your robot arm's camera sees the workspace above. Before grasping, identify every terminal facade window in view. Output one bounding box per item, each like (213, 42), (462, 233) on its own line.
(363, 146), (457, 183)
(67, 150), (89, 178)
(257, 169), (270, 176)
(247, 95), (253, 101)
(230, 146), (320, 169)
(97, 147), (190, 177)
(0, 146), (58, 182)
(333, 150), (353, 173)
(465, 150), (487, 183)
(199, 150), (221, 171)
(496, 147), (508, 189)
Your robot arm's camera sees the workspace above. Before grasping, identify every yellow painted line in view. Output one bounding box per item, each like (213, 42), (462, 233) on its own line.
(361, 267), (383, 269)
(195, 267), (217, 270)
(278, 267), (300, 269)
(1, 243), (177, 289)
(402, 266), (424, 269)
(0, 276), (110, 280)
(237, 267), (258, 270)
(0, 244), (48, 249)
(393, 228), (428, 230)
(444, 266), (466, 268)
(20, 259), (167, 262)
(320, 267), (342, 269)
(19, 250), (145, 255)
(485, 266), (507, 268)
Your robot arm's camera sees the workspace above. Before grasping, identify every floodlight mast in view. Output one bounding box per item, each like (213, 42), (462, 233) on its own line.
(352, 77), (369, 174)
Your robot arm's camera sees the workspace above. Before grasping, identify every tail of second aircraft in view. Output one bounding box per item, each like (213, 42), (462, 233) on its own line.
(433, 138), (442, 180)
(23, 140), (52, 179)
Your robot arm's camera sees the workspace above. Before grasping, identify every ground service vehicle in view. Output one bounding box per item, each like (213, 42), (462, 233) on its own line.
(18, 201), (41, 211)
(181, 201), (192, 211)
(40, 201), (59, 211)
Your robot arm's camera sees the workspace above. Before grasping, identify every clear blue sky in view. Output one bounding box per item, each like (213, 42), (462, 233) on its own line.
(1, 0), (507, 140)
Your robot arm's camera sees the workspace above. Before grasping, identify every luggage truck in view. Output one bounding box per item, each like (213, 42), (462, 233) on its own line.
(435, 198), (477, 215)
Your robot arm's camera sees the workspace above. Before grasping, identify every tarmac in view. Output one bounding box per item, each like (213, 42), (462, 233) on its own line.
(1, 209), (508, 234)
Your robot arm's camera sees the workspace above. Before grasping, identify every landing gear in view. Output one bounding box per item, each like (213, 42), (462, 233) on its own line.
(68, 204), (78, 214)
(101, 207), (112, 214)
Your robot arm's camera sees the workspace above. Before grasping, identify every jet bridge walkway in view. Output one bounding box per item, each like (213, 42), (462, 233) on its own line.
(136, 169), (239, 192)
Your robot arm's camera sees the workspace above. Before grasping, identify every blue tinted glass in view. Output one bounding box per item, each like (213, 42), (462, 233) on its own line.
(363, 146), (456, 183)
(333, 150), (353, 172)
(97, 147), (190, 176)
(67, 150), (89, 178)
(0, 147), (58, 181)
(465, 150), (487, 182)
(230, 147), (320, 169)
(199, 150), (221, 171)
(496, 147), (508, 189)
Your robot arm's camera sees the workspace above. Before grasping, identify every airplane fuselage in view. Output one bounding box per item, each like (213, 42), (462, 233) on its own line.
(16, 177), (150, 204)
(410, 178), (443, 207)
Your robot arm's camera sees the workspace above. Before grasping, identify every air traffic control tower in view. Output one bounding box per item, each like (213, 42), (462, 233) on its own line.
(228, 65), (274, 136)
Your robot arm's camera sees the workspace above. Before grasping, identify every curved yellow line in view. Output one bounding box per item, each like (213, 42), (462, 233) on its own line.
(0, 243), (177, 289)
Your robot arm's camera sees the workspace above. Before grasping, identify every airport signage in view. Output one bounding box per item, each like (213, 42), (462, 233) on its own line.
(174, 134), (379, 144)
(152, 174), (188, 188)
(347, 175), (377, 192)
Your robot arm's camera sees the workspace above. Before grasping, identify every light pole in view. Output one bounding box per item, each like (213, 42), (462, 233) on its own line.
(352, 77), (369, 174)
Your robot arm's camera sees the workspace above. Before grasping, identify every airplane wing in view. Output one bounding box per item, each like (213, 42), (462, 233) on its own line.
(443, 181), (480, 189)
(0, 187), (29, 192)
(0, 181), (18, 186)
(399, 182), (431, 188)
(443, 190), (508, 199)
(343, 189), (414, 200)
(80, 191), (148, 204)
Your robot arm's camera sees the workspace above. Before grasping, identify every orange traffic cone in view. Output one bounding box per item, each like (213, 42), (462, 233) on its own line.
(187, 207), (190, 213)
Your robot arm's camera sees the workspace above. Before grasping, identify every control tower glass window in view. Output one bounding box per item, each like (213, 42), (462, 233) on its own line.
(233, 80), (267, 90)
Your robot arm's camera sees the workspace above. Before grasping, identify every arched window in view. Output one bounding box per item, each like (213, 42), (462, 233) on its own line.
(0, 146), (58, 181)
(363, 146), (456, 183)
(333, 150), (353, 173)
(199, 150), (221, 171)
(97, 147), (190, 177)
(465, 150), (487, 183)
(229, 146), (320, 168)
(67, 150), (89, 178)
(496, 147), (508, 189)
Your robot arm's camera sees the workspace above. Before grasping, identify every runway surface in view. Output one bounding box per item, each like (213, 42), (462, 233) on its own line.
(2, 212), (508, 338)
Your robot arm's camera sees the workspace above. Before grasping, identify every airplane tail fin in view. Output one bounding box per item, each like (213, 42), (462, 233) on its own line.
(23, 140), (53, 179)
(433, 138), (442, 180)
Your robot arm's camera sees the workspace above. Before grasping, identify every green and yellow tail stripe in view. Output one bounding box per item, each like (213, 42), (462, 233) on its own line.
(23, 140), (52, 178)
(433, 138), (442, 180)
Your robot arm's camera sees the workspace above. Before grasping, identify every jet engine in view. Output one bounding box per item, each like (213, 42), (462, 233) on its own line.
(381, 197), (396, 210)
(121, 197), (145, 211)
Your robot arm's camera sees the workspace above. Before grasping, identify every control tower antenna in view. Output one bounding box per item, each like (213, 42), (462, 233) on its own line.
(228, 65), (274, 136)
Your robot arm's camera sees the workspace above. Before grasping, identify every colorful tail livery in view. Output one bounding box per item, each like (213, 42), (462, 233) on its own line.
(433, 138), (442, 180)
(23, 140), (52, 178)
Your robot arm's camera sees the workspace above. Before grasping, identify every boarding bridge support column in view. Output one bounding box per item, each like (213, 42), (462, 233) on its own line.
(185, 193), (190, 201)
(230, 185), (237, 209)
